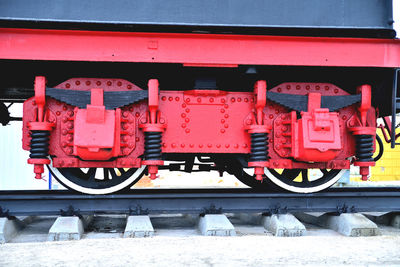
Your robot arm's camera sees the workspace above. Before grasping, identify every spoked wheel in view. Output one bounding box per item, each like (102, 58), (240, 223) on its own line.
(48, 164), (146, 194)
(265, 168), (346, 193)
(226, 158), (346, 193)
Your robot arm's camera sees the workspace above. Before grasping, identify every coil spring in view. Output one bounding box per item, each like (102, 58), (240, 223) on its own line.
(249, 132), (269, 162)
(356, 134), (374, 162)
(144, 131), (162, 160)
(29, 130), (50, 159)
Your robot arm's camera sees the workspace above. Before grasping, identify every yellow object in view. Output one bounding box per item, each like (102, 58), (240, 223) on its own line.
(368, 131), (400, 181)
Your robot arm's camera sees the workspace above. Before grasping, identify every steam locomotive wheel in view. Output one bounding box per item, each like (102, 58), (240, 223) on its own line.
(47, 165), (146, 194)
(230, 161), (345, 193)
(264, 168), (346, 193)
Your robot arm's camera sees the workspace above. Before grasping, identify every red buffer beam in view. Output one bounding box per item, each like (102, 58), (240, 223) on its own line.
(0, 28), (400, 67)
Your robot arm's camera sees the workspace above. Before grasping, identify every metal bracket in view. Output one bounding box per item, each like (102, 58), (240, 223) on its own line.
(0, 207), (14, 219)
(129, 205), (149, 216)
(262, 205), (288, 215)
(329, 204), (356, 215)
(60, 205), (82, 218)
(200, 204), (223, 216)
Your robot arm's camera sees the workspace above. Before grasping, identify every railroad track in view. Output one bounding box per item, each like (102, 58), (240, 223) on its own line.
(1, 187), (399, 216)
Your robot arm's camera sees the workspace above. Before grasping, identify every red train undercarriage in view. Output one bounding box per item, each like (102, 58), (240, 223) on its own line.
(22, 75), (377, 194)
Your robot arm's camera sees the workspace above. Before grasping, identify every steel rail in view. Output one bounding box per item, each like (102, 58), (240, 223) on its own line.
(0, 188), (399, 216)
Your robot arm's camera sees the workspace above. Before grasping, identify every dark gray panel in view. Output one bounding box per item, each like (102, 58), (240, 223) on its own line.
(0, 0), (394, 35)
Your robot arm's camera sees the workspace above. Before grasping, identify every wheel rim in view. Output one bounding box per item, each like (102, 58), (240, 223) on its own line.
(265, 168), (346, 193)
(48, 163), (146, 194)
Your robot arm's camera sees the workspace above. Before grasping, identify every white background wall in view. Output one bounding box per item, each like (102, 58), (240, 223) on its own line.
(0, 1), (399, 190)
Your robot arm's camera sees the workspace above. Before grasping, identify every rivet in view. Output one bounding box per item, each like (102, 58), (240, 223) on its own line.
(181, 123), (186, 128)
(63, 106), (67, 111)
(117, 81), (122, 86)
(135, 112), (140, 117)
(224, 114), (229, 119)
(224, 124), (229, 128)
(273, 162), (279, 167)
(185, 108), (190, 113)
(234, 144), (239, 148)
(185, 128), (190, 133)
(123, 124), (129, 130)
(269, 114), (274, 119)
(66, 83), (71, 88)
(62, 117), (68, 123)
(306, 85), (310, 90)
(237, 97), (242, 102)
(62, 142), (67, 148)
(207, 144), (212, 148)
(244, 98), (249, 102)
(243, 144), (247, 148)
(186, 98), (190, 102)
(210, 98), (214, 103)
(181, 113), (186, 118)
(169, 97), (173, 101)
(67, 111), (74, 116)
(107, 81), (112, 86)
(171, 143), (177, 148)
(342, 115), (347, 120)
(224, 104), (229, 109)
(225, 144), (230, 148)
(276, 144), (281, 149)
(141, 118), (147, 123)
(56, 111), (61, 116)
(275, 109), (279, 114)
(127, 85), (132, 89)
(296, 85), (300, 90)
(181, 144), (185, 148)
(123, 111), (129, 117)
(123, 136), (129, 142)
(163, 143), (167, 148)
(136, 137), (139, 142)
(86, 81), (91, 86)
(62, 129), (68, 135)
(75, 81), (80, 85)
(129, 107), (134, 112)
(175, 97), (180, 101)
(189, 144), (194, 148)
(334, 89), (339, 94)
(199, 144), (203, 148)
(216, 144), (221, 148)
(246, 119), (252, 125)
(286, 85), (291, 90)
(277, 88), (282, 92)
(221, 119), (225, 123)
(316, 85), (320, 90)
(197, 97), (201, 103)
(231, 97), (235, 102)
(162, 96), (167, 101)
(220, 109), (225, 113)
(221, 99), (226, 103)
(220, 129), (225, 133)
(325, 86), (329, 90)
(67, 148), (73, 154)
(182, 103), (187, 108)
(185, 118), (189, 123)
(159, 118), (165, 124)
(282, 126), (288, 132)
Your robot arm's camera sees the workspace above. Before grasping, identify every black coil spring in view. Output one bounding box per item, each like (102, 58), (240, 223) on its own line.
(249, 132), (269, 162)
(355, 134), (374, 162)
(144, 131), (162, 160)
(29, 130), (50, 159)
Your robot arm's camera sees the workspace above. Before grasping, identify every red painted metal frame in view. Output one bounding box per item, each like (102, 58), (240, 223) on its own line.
(1, 28), (400, 67)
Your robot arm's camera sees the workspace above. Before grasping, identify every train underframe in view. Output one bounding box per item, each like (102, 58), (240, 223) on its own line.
(0, 28), (399, 194)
